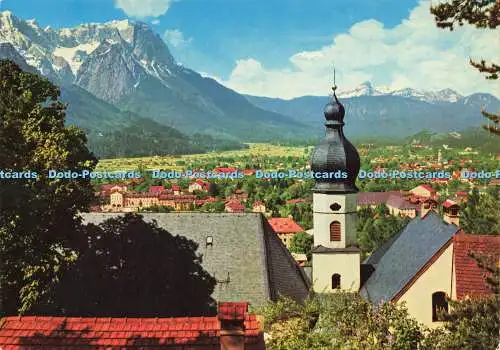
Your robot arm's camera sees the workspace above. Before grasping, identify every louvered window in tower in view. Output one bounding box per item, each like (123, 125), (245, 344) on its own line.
(330, 221), (341, 241)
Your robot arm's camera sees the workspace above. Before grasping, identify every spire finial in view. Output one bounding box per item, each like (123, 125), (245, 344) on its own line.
(332, 66), (338, 95)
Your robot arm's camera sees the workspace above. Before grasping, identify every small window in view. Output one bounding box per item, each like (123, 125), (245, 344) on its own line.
(330, 221), (341, 241)
(206, 236), (213, 246)
(332, 274), (341, 289)
(432, 291), (448, 321)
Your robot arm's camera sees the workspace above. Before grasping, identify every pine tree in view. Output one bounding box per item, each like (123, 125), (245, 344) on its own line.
(430, 0), (500, 135)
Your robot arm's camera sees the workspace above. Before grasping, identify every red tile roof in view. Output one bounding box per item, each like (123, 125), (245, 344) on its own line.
(442, 199), (458, 208)
(268, 218), (304, 233)
(149, 185), (165, 193)
(214, 167), (237, 173)
(453, 233), (500, 300)
(0, 303), (262, 349)
(416, 184), (435, 194)
(286, 198), (306, 205)
(225, 200), (245, 212)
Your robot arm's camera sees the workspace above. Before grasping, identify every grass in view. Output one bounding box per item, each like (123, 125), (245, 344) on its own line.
(96, 143), (311, 171)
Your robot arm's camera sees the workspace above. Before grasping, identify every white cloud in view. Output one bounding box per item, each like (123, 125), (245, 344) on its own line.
(213, 0), (499, 99)
(163, 29), (192, 48)
(151, 19), (160, 25)
(114, 0), (172, 18)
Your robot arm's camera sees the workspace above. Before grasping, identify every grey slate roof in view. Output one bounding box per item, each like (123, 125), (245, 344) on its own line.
(360, 211), (459, 303)
(81, 213), (310, 308)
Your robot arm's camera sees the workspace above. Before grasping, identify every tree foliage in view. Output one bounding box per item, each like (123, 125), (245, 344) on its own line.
(289, 232), (313, 260)
(260, 292), (424, 350)
(422, 297), (499, 350)
(0, 60), (97, 314)
(460, 187), (500, 235)
(430, 0), (500, 135)
(356, 205), (411, 256)
(33, 214), (217, 317)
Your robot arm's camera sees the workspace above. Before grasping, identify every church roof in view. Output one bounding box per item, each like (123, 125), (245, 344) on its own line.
(360, 211), (459, 303)
(453, 232), (500, 300)
(309, 84), (360, 194)
(81, 213), (309, 307)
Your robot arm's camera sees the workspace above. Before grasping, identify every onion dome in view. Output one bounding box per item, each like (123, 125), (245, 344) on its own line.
(310, 82), (360, 193)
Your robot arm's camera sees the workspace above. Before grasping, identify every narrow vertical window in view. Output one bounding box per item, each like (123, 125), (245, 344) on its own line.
(330, 221), (341, 241)
(432, 291), (448, 321)
(332, 274), (341, 289)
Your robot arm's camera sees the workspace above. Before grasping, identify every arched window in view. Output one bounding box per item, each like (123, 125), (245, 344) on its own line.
(331, 274), (341, 289)
(432, 291), (448, 321)
(330, 221), (341, 241)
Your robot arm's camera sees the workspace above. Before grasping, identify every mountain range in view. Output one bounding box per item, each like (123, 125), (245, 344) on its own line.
(0, 10), (310, 143)
(245, 82), (500, 138)
(1, 10), (499, 147)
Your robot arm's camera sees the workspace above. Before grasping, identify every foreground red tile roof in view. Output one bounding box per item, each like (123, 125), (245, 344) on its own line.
(0, 303), (263, 349)
(453, 233), (500, 300)
(268, 218), (304, 233)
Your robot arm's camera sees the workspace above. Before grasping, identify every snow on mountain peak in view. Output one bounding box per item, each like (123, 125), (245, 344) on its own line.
(337, 81), (463, 103)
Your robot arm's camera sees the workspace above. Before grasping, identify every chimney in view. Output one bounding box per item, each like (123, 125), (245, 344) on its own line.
(420, 199), (437, 218)
(218, 302), (247, 350)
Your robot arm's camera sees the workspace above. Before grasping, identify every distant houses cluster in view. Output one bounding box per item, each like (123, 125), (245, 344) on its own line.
(358, 184), (461, 225)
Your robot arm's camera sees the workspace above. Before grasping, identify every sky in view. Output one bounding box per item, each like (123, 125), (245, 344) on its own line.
(1, 0), (499, 99)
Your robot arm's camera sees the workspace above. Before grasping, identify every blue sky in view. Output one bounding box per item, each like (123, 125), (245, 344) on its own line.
(1, 0), (498, 98)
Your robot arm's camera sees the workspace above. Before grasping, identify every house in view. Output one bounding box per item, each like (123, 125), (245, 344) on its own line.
(409, 184), (436, 199)
(82, 213), (310, 308)
(149, 185), (165, 194)
(442, 199), (460, 226)
(189, 179), (209, 193)
(230, 190), (249, 203)
(356, 191), (401, 209)
(291, 253), (308, 266)
(0, 302), (265, 350)
(386, 194), (418, 218)
(267, 217), (304, 248)
(100, 183), (127, 197)
(225, 200), (245, 213)
(171, 184), (181, 195)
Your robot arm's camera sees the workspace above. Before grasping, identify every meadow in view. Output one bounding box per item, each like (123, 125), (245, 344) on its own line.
(96, 143), (312, 171)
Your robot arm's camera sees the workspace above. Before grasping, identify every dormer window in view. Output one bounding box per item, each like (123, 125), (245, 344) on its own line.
(206, 236), (213, 246)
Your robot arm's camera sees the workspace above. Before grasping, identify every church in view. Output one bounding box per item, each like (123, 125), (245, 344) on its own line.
(308, 83), (499, 328)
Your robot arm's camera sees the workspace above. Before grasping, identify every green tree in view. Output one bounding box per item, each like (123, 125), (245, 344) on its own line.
(260, 292), (424, 350)
(357, 206), (410, 256)
(289, 232), (313, 260)
(460, 187), (500, 235)
(431, 0), (500, 134)
(422, 297), (499, 350)
(34, 214), (217, 317)
(0, 60), (97, 315)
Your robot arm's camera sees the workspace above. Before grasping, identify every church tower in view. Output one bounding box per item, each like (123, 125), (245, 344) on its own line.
(310, 77), (361, 293)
